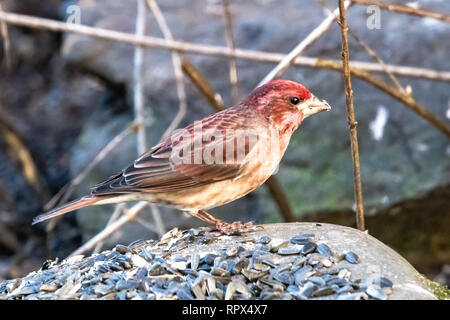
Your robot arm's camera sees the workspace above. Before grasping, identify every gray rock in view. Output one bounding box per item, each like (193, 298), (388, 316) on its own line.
(177, 223), (437, 300)
(0, 223), (439, 300)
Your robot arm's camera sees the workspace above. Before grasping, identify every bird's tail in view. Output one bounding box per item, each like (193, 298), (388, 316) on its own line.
(32, 196), (101, 225)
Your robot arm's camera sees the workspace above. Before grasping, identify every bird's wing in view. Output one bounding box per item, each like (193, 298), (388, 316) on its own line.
(91, 109), (266, 195)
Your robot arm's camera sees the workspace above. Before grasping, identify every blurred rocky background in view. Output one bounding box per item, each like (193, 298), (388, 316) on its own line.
(0, 0), (448, 286)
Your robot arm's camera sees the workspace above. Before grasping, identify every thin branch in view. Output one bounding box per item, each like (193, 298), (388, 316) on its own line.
(181, 59), (225, 112)
(351, 0), (450, 23)
(348, 30), (404, 92)
(69, 201), (148, 257)
(146, 0), (187, 141)
(257, 0), (351, 87)
(264, 177), (296, 222)
(340, 62), (450, 82)
(148, 203), (165, 236)
(221, 0), (239, 103)
(0, 11), (448, 82)
(316, 59), (450, 139)
(0, 4), (11, 70)
(134, 0), (148, 155)
(181, 59), (296, 222)
(134, 0), (165, 237)
(338, 0), (365, 231)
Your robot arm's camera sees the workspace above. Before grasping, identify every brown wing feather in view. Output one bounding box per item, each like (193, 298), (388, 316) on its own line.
(91, 107), (266, 196)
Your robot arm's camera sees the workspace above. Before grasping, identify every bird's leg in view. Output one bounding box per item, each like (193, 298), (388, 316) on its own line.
(187, 210), (262, 235)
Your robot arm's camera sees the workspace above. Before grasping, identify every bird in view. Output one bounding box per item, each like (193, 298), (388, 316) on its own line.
(33, 79), (331, 235)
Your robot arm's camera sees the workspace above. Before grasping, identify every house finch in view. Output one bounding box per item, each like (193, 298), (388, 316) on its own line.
(33, 80), (331, 234)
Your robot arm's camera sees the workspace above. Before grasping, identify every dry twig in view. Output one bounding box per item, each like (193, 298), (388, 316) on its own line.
(338, 0), (365, 231)
(221, 0), (239, 103)
(134, 0), (148, 155)
(264, 177), (296, 222)
(0, 4), (11, 69)
(134, 0), (165, 236)
(181, 59), (225, 111)
(351, 0), (450, 23)
(146, 0), (187, 141)
(348, 31), (405, 92)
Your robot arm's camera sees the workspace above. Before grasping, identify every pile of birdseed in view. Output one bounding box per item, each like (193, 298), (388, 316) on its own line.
(0, 227), (394, 300)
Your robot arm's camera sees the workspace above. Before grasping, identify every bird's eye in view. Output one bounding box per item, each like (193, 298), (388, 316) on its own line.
(289, 97), (301, 105)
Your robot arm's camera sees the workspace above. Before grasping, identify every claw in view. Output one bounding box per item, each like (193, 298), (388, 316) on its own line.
(214, 221), (263, 235)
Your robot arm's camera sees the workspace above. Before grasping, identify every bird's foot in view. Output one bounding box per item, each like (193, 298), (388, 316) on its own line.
(188, 210), (262, 235)
(214, 220), (263, 235)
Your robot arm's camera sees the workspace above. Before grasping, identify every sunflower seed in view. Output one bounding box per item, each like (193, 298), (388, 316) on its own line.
(294, 265), (314, 285)
(148, 262), (165, 276)
(308, 276), (326, 287)
(211, 268), (230, 277)
(114, 244), (132, 254)
(337, 269), (351, 279)
(257, 236), (272, 244)
(316, 243), (333, 257)
(210, 288), (224, 300)
(336, 284), (354, 294)
(177, 287), (194, 300)
(255, 244), (271, 252)
(301, 242), (317, 255)
(273, 271), (294, 285)
(290, 234), (314, 245)
(259, 287), (282, 300)
(187, 253), (199, 271)
(241, 268), (268, 282)
(312, 286), (335, 297)
(131, 254), (148, 269)
(299, 282), (317, 298)
(190, 280), (205, 299)
(291, 257), (307, 273)
(326, 277), (348, 287)
(278, 247), (301, 255)
(11, 284), (41, 296)
(366, 284), (387, 300)
(94, 284), (115, 296)
(373, 277), (393, 288)
(270, 239), (289, 253)
(225, 282), (236, 300)
(115, 280), (139, 291)
(344, 251), (359, 264)
(253, 263), (271, 272)
(202, 253), (218, 265)
(226, 247), (238, 257)
(40, 284), (58, 292)
(171, 261), (188, 270)
(258, 278), (285, 292)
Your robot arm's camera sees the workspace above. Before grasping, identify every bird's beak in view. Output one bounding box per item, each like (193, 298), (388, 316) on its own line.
(299, 95), (332, 118)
